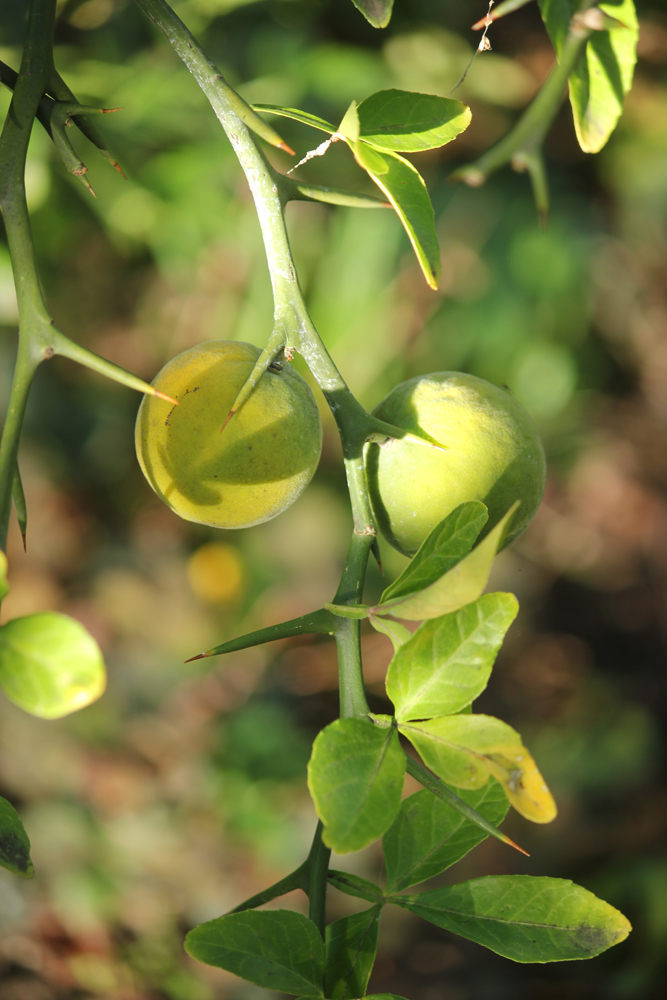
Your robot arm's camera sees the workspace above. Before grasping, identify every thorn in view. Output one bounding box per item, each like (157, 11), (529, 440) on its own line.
(152, 389), (179, 405)
(185, 651), (209, 663)
(371, 538), (383, 574)
(502, 833), (530, 857)
(220, 409), (235, 432)
(113, 161), (127, 179)
(100, 107), (123, 114)
(278, 141), (296, 156)
(21, 532), (26, 553)
(81, 175), (97, 198)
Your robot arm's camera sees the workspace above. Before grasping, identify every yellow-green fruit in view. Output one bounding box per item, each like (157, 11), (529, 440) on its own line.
(135, 341), (322, 529)
(366, 372), (546, 556)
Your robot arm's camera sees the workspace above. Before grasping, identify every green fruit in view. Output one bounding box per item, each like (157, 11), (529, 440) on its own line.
(135, 341), (322, 529)
(365, 372), (546, 556)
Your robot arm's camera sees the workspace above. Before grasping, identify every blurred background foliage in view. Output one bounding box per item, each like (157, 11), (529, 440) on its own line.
(1, 0), (667, 997)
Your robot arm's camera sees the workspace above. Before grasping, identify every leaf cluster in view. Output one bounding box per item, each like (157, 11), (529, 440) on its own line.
(256, 90), (471, 288)
(186, 502), (630, 992)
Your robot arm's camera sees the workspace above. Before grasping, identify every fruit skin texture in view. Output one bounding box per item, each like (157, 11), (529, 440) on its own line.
(365, 372), (546, 557)
(135, 341), (322, 529)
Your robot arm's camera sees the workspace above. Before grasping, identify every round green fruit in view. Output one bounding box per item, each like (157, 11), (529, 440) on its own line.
(365, 372), (546, 556)
(135, 341), (322, 529)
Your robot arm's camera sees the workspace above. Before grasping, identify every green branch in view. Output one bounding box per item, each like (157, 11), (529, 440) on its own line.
(132, 0), (387, 934)
(452, 13), (593, 221)
(0, 0), (57, 553)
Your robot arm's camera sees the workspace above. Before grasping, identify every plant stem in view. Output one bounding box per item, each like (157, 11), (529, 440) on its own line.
(0, 0), (57, 554)
(135, 0), (381, 934)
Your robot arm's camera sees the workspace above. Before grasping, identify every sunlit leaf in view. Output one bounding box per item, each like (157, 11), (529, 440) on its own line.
(380, 502), (488, 605)
(374, 503), (519, 621)
(383, 781), (509, 893)
(252, 104), (337, 135)
(339, 101), (360, 143)
(0, 612), (106, 719)
(387, 593), (518, 721)
(400, 714), (557, 823)
(308, 717), (405, 853)
(352, 140), (440, 288)
(392, 875), (632, 961)
(185, 909), (325, 994)
(0, 796), (34, 878)
(325, 905), (381, 999)
(368, 614), (412, 652)
(0, 551), (8, 601)
(357, 90), (471, 152)
(537, 0), (639, 153)
(350, 0), (395, 29)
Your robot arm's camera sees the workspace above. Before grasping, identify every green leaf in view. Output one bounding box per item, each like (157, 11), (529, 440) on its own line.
(357, 90), (471, 153)
(185, 909), (325, 994)
(0, 795), (34, 878)
(352, 141), (440, 289)
(400, 714), (557, 824)
(387, 593), (519, 721)
(0, 551), (8, 601)
(380, 502), (488, 606)
(538, 0), (639, 153)
(0, 612), (106, 719)
(383, 782), (510, 894)
(288, 182), (389, 210)
(391, 875), (632, 962)
(350, 0), (395, 29)
(368, 614), (412, 653)
(339, 101), (360, 143)
(328, 870), (385, 904)
(325, 905), (381, 999)
(374, 502), (519, 622)
(308, 717), (405, 854)
(252, 104), (337, 135)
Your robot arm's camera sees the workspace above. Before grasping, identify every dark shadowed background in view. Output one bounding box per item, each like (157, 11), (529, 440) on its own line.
(1, 1), (667, 997)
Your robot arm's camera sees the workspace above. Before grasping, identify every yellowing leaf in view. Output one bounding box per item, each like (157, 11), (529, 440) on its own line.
(400, 714), (557, 824)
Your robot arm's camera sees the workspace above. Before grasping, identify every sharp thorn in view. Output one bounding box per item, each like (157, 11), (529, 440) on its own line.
(101, 107), (123, 114)
(21, 532), (27, 553)
(371, 539), (383, 574)
(185, 652), (208, 663)
(221, 409), (235, 432)
(113, 162), (127, 179)
(152, 389), (179, 405)
(278, 141), (296, 156)
(502, 833), (530, 857)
